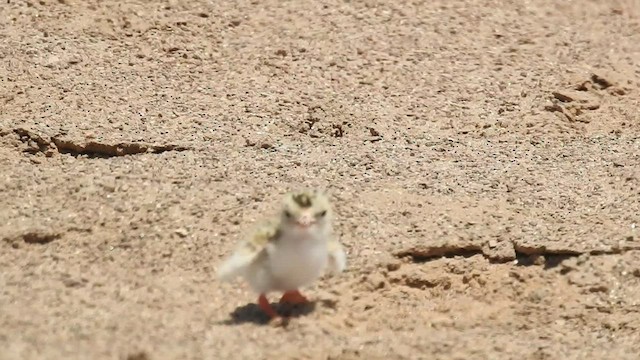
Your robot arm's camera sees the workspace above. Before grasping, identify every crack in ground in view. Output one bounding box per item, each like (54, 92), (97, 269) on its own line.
(5, 128), (190, 158)
(394, 243), (485, 262)
(51, 135), (190, 158)
(394, 240), (640, 269)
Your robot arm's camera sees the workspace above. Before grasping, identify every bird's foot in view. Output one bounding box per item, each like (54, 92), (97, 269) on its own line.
(279, 290), (309, 305)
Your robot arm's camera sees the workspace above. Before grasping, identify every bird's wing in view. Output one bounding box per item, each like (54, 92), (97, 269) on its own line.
(326, 237), (347, 275)
(216, 220), (281, 282)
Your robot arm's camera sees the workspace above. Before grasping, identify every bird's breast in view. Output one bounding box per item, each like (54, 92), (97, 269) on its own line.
(267, 233), (329, 290)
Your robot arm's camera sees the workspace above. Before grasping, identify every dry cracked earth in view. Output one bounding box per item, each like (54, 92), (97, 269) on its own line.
(1, 0), (640, 359)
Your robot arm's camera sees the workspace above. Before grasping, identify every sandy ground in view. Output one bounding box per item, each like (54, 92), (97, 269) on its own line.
(1, 0), (640, 359)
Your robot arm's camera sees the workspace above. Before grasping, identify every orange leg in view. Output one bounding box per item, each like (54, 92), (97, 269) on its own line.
(279, 289), (309, 305)
(258, 294), (279, 318)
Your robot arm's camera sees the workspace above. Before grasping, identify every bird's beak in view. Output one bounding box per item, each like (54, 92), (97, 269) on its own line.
(296, 216), (315, 228)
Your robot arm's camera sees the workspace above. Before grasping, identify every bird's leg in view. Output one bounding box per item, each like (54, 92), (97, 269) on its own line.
(258, 294), (279, 318)
(279, 289), (309, 305)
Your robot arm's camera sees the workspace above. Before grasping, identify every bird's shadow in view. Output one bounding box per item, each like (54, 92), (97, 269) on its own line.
(218, 300), (325, 326)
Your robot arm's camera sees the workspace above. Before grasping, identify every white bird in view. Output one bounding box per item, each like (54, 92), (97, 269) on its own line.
(217, 190), (347, 320)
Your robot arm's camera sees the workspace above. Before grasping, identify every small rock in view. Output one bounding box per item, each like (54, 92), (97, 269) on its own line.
(330, 123), (344, 138)
(589, 285), (609, 293)
(385, 258), (402, 272)
(174, 228), (188, 238)
(484, 241), (516, 262)
(45, 55), (60, 68)
(361, 272), (386, 291)
(244, 135), (274, 149)
(44, 148), (56, 157)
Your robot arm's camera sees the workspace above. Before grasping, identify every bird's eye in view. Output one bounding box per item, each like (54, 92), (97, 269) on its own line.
(284, 210), (292, 218)
(317, 210), (327, 217)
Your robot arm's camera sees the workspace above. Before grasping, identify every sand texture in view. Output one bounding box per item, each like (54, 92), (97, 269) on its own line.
(1, 0), (640, 359)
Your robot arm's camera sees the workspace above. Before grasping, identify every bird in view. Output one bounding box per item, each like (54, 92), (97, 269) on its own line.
(216, 189), (347, 321)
